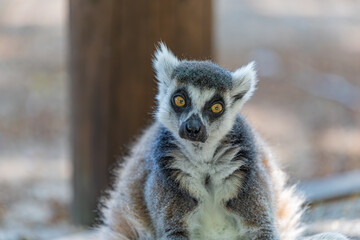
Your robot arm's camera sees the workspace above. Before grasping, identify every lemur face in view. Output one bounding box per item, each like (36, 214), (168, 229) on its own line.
(153, 43), (257, 146)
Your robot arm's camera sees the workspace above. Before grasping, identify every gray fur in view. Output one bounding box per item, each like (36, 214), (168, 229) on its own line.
(172, 60), (233, 91)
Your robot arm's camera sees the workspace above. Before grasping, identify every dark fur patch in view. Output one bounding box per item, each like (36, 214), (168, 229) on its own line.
(227, 115), (257, 163)
(172, 60), (233, 91)
(204, 174), (211, 187)
(223, 115), (258, 193)
(202, 94), (226, 123)
(148, 125), (197, 202)
(232, 92), (246, 104)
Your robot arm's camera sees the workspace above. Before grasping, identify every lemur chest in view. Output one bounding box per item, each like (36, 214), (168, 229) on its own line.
(183, 170), (247, 240)
(170, 150), (247, 239)
(186, 175), (246, 240)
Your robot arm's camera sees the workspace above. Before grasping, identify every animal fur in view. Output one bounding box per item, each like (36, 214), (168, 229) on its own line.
(99, 43), (348, 240)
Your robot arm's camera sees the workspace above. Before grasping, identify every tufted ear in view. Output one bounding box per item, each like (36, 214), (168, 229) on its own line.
(153, 42), (179, 88)
(231, 61), (257, 107)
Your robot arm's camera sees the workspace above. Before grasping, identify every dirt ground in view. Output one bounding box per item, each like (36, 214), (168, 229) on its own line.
(0, 0), (359, 239)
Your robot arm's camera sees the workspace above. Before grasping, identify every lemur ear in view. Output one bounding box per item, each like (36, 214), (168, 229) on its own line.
(153, 42), (179, 88)
(231, 61), (257, 107)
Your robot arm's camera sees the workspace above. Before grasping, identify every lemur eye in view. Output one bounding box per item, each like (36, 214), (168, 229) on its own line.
(174, 96), (186, 107)
(211, 103), (223, 113)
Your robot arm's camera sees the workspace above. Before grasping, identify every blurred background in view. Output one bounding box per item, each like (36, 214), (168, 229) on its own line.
(0, 0), (359, 239)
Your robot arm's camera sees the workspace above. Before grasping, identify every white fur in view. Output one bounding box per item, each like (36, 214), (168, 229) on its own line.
(153, 43), (180, 101)
(170, 146), (249, 240)
(188, 201), (244, 240)
(231, 61), (258, 109)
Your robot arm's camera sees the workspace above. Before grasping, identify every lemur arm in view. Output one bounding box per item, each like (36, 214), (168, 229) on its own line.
(145, 172), (197, 240)
(226, 165), (281, 240)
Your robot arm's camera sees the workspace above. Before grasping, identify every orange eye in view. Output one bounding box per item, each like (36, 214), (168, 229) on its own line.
(211, 103), (223, 113)
(174, 96), (186, 107)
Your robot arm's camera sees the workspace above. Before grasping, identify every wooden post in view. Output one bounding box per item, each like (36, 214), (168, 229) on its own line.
(69, 0), (212, 225)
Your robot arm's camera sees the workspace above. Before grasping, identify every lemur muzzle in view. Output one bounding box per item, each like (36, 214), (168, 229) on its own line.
(179, 114), (207, 143)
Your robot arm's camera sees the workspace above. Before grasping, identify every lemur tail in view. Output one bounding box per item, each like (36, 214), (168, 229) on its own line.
(259, 137), (350, 240)
(273, 170), (305, 240)
(259, 138), (305, 240)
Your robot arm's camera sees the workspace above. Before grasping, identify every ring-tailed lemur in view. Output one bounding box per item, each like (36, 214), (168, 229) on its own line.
(100, 43), (348, 240)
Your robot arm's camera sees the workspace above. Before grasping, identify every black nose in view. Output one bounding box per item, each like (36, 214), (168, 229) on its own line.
(179, 114), (207, 143)
(186, 120), (201, 135)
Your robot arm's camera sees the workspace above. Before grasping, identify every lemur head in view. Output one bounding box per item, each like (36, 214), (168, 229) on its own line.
(153, 43), (257, 147)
